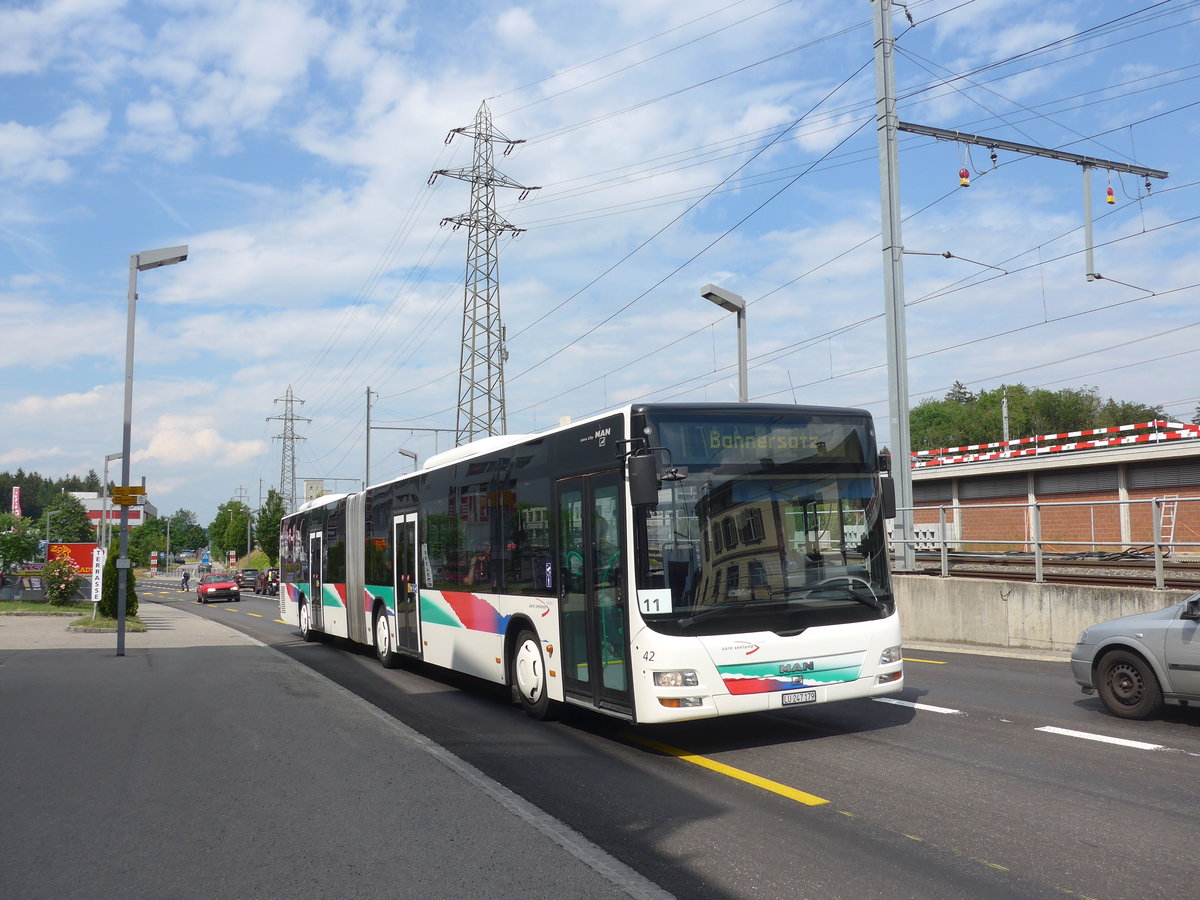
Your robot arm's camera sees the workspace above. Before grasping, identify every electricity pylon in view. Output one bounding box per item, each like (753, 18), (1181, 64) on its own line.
(430, 100), (538, 446)
(268, 385), (309, 513)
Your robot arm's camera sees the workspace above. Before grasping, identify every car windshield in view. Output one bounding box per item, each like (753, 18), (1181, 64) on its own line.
(202, 574), (229, 583)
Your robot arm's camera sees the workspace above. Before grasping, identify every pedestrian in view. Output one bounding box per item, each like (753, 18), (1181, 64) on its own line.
(181, 568), (190, 592)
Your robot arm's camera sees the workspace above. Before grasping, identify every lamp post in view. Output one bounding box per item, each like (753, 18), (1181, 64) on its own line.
(101, 451), (122, 549)
(701, 284), (748, 402)
(45, 510), (58, 560)
(116, 244), (188, 656)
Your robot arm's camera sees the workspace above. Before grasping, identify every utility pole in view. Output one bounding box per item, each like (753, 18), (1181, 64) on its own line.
(268, 385), (310, 514)
(366, 386), (375, 488)
(872, 0), (915, 570)
(869, 0), (1167, 571)
(430, 101), (539, 446)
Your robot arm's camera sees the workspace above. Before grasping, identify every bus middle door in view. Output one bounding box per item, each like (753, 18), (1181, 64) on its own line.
(308, 531), (324, 632)
(556, 471), (630, 713)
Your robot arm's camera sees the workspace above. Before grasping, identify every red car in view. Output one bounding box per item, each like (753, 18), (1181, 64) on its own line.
(196, 572), (241, 604)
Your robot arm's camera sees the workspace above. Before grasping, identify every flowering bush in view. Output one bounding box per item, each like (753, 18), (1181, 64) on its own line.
(43, 557), (83, 607)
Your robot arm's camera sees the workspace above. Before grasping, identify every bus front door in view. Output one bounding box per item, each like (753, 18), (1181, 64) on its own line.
(308, 531), (324, 632)
(392, 511), (420, 656)
(557, 471), (630, 714)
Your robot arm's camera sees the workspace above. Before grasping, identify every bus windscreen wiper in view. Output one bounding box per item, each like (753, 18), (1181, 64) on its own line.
(678, 597), (787, 628)
(768, 582), (887, 612)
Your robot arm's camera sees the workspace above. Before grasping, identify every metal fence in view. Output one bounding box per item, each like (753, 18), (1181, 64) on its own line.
(895, 495), (1200, 589)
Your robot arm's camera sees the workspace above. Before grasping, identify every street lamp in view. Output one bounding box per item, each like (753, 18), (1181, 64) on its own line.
(701, 284), (748, 402)
(397, 448), (418, 473)
(101, 451), (122, 549)
(116, 244), (188, 657)
(45, 509), (58, 560)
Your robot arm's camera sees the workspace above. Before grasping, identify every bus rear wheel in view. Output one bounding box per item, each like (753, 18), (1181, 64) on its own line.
(510, 629), (557, 721)
(299, 601), (317, 642)
(375, 608), (400, 669)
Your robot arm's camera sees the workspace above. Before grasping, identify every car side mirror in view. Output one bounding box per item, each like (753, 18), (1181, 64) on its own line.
(1182, 597), (1200, 621)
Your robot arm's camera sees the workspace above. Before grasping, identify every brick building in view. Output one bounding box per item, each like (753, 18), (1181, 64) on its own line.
(908, 422), (1200, 555)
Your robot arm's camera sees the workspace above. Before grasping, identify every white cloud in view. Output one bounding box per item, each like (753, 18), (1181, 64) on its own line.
(0, 104), (108, 183)
(135, 414), (267, 466)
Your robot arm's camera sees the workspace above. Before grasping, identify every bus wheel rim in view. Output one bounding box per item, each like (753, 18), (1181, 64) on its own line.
(515, 639), (543, 702)
(376, 613), (389, 655)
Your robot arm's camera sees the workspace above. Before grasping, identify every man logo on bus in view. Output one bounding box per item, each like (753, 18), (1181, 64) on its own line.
(594, 426), (611, 447)
(780, 660), (815, 674)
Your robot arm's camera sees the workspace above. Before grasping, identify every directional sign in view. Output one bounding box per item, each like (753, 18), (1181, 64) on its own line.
(111, 485), (146, 506)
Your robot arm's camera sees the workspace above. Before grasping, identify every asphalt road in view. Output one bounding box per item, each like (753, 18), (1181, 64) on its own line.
(146, 579), (1200, 900)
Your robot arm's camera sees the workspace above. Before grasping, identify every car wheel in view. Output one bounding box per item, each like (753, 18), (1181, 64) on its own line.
(375, 608), (401, 669)
(299, 600), (317, 642)
(1096, 649), (1163, 719)
(509, 628), (557, 721)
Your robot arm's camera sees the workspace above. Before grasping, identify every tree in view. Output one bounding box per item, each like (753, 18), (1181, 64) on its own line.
(0, 514), (40, 574)
(255, 489), (286, 565)
(945, 380), (976, 403)
(98, 548), (137, 619)
(209, 500), (253, 560)
(128, 517), (166, 567)
(1191, 404), (1200, 426)
(168, 510), (207, 555)
(39, 494), (95, 543)
(910, 382), (1165, 450)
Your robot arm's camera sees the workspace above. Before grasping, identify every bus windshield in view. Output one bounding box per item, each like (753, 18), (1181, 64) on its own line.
(634, 411), (893, 637)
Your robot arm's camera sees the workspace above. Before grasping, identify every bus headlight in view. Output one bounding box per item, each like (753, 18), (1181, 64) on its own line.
(879, 645), (902, 665)
(653, 670), (699, 687)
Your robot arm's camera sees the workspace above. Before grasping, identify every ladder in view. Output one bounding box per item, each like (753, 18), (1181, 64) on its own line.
(1159, 495), (1179, 557)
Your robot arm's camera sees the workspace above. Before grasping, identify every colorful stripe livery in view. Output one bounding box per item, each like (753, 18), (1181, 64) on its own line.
(717, 651), (864, 695)
(420, 590), (511, 634)
(324, 583), (347, 609)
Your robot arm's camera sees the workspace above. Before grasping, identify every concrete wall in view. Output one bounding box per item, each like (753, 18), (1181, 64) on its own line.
(894, 574), (1195, 653)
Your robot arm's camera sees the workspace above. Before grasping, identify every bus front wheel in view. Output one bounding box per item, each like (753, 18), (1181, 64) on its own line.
(510, 629), (556, 721)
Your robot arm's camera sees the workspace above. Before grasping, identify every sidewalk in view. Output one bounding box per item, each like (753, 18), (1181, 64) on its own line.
(0, 600), (667, 900)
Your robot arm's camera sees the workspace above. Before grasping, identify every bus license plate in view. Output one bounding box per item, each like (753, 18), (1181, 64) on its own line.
(782, 690), (817, 706)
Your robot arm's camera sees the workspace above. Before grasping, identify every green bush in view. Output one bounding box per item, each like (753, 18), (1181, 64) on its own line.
(99, 551), (138, 619)
(43, 557), (83, 606)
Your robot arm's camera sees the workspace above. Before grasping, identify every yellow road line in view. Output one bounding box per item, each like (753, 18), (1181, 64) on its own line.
(903, 657), (948, 665)
(624, 735), (828, 806)
(245, 612), (263, 618)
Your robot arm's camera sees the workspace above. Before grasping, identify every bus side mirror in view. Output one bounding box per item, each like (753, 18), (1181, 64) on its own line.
(628, 454), (660, 506)
(880, 477), (896, 519)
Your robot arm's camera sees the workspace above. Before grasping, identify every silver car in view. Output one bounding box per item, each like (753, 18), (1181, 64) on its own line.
(1071, 591), (1200, 719)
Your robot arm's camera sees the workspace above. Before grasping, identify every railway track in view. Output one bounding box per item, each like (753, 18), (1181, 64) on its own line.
(906, 551), (1200, 591)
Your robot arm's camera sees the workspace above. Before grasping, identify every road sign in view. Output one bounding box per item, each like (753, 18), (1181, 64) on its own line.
(111, 485), (146, 506)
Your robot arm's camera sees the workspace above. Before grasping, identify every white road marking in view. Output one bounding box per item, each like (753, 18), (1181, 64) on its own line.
(1035, 726), (1165, 751)
(873, 698), (964, 715)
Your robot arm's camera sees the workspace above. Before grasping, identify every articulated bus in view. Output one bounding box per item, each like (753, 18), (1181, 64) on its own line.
(278, 403), (903, 724)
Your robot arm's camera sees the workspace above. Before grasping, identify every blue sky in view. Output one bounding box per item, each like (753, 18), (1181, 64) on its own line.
(3, 0), (1199, 527)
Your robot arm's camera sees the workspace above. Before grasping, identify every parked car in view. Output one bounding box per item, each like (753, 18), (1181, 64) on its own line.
(256, 568), (279, 596)
(236, 568), (260, 591)
(196, 572), (240, 604)
(1071, 591), (1200, 719)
